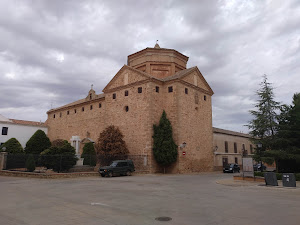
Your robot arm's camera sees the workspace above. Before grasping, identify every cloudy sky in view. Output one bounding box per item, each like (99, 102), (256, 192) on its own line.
(0, 0), (299, 133)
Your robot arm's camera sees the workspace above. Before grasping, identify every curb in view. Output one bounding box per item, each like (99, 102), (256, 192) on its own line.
(0, 170), (99, 179)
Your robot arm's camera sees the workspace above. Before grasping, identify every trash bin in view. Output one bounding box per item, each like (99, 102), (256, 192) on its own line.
(282, 173), (296, 187)
(264, 172), (278, 186)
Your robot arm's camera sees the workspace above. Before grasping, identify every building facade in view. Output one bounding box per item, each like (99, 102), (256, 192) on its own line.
(0, 114), (48, 148)
(46, 44), (215, 173)
(213, 127), (254, 170)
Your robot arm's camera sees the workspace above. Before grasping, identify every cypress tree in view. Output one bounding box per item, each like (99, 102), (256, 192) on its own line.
(153, 110), (178, 167)
(81, 142), (96, 166)
(25, 130), (51, 155)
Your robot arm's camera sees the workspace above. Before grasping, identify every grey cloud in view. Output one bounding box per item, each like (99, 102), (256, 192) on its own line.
(0, 0), (299, 133)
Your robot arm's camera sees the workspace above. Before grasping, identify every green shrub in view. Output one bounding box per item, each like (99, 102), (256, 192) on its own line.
(254, 171), (264, 177)
(0, 138), (24, 154)
(81, 142), (96, 166)
(25, 154), (36, 172)
(25, 130), (51, 154)
(276, 173), (282, 180)
(40, 140), (77, 172)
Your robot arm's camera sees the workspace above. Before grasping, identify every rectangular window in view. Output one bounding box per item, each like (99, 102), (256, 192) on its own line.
(234, 142), (237, 153)
(74, 109), (77, 113)
(204, 95), (207, 101)
(155, 86), (159, 93)
(60, 112), (62, 117)
(125, 90), (129, 96)
(250, 144), (253, 154)
(138, 87), (142, 93)
(168, 86), (173, 93)
(82, 107), (85, 112)
(113, 93), (116, 99)
(67, 111), (69, 115)
(235, 157), (238, 164)
(225, 141), (228, 153)
(90, 105), (93, 110)
(99, 103), (102, 108)
(53, 114), (55, 118)
(2, 127), (8, 135)
(185, 88), (188, 94)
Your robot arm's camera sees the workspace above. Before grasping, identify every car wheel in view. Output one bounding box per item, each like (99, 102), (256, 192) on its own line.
(101, 174), (105, 177)
(107, 171), (113, 177)
(126, 170), (132, 176)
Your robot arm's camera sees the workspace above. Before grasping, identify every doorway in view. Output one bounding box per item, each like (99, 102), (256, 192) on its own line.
(222, 157), (228, 167)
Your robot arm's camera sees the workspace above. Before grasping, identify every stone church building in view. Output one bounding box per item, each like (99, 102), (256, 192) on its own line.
(46, 44), (217, 173)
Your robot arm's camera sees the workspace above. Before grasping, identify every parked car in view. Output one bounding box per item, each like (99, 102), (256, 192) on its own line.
(253, 163), (267, 171)
(98, 160), (135, 177)
(223, 163), (240, 173)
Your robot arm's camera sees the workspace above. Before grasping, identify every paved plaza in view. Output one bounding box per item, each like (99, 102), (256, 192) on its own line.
(0, 173), (299, 225)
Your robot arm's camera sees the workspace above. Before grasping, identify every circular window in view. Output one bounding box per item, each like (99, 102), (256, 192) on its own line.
(125, 106), (129, 112)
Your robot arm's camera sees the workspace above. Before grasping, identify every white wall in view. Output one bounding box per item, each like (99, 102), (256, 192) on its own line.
(0, 122), (48, 148)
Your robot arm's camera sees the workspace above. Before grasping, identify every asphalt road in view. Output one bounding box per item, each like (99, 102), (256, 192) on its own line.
(0, 173), (299, 225)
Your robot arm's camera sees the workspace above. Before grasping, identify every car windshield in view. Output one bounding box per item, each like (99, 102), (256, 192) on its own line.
(110, 162), (118, 167)
(229, 164), (234, 168)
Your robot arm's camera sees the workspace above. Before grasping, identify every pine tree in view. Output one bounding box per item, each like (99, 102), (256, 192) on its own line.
(269, 93), (300, 172)
(153, 110), (178, 168)
(0, 138), (24, 154)
(81, 142), (96, 166)
(25, 130), (51, 155)
(247, 75), (280, 165)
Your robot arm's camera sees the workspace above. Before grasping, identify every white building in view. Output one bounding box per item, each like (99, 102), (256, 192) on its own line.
(0, 114), (48, 148)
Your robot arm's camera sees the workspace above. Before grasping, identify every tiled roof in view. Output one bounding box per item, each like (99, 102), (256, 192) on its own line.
(48, 93), (105, 113)
(213, 127), (251, 138)
(127, 47), (189, 60)
(10, 119), (46, 127)
(161, 67), (197, 81)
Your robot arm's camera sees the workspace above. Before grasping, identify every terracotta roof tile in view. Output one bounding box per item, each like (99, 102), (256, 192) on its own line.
(48, 93), (105, 113)
(10, 119), (46, 127)
(161, 67), (197, 81)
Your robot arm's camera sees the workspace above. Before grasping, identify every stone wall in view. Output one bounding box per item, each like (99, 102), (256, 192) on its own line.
(177, 82), (214, 173)
(46, 98), (106, 154)
(46, 46), (216, 173)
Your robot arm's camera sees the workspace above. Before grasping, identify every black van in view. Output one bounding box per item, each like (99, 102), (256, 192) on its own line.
(98, 160), (135, 177)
